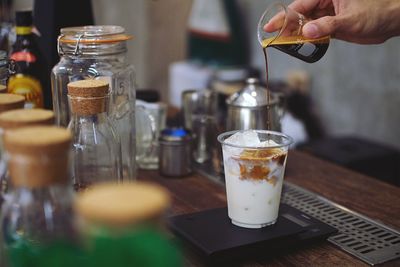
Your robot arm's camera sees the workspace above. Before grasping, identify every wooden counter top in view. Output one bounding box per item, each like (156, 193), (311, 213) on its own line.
(138, 150), (400, 266)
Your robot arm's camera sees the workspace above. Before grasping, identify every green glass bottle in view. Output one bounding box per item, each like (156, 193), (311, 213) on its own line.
(74, 182), (182, 267)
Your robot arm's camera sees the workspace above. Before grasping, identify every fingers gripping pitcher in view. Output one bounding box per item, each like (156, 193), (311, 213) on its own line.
(51, 26), (136, 180)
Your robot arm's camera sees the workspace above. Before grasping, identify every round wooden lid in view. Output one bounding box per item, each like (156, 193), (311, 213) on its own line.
(0, 85), (7, 93)
(67, 80), (109, 97)
(4, 126), (71, 155)
(75, 182), (171, 227)
(4, 126), (72, 188)
(0, 109), (54, 129)
(0, 94), (25, 113)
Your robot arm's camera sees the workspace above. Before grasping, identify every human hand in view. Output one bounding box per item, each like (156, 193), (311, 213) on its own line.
(264, 0), (400, 44)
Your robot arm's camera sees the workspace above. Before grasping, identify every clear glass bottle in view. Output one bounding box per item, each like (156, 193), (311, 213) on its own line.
(0, 108), (54, 196)
(0, 126), (78, 267)
(74, 182), (182, 267)
(51, 25), (136, 180)
(67, 80), (122, 191)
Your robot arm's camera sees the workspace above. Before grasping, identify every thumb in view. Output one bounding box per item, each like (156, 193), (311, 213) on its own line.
(302, 16), (338, 38)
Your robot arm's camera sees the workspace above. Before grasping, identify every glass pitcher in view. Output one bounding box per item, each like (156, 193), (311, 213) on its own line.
(51, 25), (136, 180)
(258, 2), (330, 63)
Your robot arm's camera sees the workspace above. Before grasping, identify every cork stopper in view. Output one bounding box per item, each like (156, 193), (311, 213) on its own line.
(68, 80), (110, 116)
(0, 94), (25, 113)
(4, 126), (72, 188)
(0, 109), (54, 129)
(0, 85), (7, 93)
(75, 182), (171, 227)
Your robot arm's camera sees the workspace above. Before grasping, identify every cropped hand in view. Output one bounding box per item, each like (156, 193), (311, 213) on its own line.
(265, 0), (400, 44)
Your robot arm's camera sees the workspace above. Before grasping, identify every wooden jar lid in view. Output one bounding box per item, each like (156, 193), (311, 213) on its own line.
(0, 85), (7, 93)
(0, 109), (54, 129)
(4, 126), (72, 188)
(75, 182), (170, 227)
(68, 80), (109, 97)
(67, 80), (110, 115)
(0, 94), (25, 113)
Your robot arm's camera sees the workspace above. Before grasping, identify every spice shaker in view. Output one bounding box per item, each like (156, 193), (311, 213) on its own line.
(159, 128), (192, 177)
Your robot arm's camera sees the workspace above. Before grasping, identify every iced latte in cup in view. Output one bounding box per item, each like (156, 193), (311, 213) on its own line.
(218, 130), (292, 228)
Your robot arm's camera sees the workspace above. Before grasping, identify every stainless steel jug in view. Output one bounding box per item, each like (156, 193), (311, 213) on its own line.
(226, 78), (283, 131)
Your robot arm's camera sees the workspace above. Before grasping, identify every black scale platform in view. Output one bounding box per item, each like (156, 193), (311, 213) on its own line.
(168, 204), (337, 262)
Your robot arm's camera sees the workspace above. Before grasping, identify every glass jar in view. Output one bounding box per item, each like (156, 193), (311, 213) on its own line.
(0, 108), (54, 195)
(0, 126), (78, 267)
(74, 182), (182, 267)
(67, 80), (122, 191)
(0, 50), (15, 92)
(51, 25), (136, 180)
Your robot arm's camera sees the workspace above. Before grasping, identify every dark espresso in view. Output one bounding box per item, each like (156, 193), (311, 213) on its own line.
(262, 35), (330, 63)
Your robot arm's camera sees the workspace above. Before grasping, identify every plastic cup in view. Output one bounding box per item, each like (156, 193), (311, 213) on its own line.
(218, 130), (292, 228)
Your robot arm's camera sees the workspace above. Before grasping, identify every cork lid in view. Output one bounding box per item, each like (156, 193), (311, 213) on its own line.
(4, 126), (72, 188)
(0, 94), (25, 113)
(0, 109), (54, 129)
(0, 85), (7, 93)
(67, 80), (110, 115)
(75, 182), (171, 227)
(67, 80), (109, 97)
(4, 126), (71, 154)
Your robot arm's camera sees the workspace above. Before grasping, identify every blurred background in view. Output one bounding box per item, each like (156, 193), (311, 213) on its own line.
(102, 0), (400, 152)
(2, 0), (400, 185)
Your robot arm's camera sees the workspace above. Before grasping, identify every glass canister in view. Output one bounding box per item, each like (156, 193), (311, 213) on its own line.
(51, 25), (136, 180)
(0, 50), (15, 93)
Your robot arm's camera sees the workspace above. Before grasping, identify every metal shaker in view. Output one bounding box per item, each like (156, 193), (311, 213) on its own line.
(159, 128), (192, 177)
(226, 78), (283, 131)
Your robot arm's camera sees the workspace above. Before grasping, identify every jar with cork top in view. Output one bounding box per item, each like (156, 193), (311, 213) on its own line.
(67, 80), (122, 191)
(0, 126), (79, 267)
(74, 182), (182, 267)
(0, 108), (54, 195)
(52, 25), (136, 180)
(0, 94), (25, 113)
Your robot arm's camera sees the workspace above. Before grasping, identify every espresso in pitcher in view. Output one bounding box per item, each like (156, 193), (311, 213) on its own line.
(262, 35), (330, 63)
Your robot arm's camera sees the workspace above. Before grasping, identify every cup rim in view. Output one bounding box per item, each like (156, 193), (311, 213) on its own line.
(217, 130), (293, 149)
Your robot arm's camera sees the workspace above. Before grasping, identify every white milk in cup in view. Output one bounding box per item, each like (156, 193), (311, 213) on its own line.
(218, 130), (293, 229)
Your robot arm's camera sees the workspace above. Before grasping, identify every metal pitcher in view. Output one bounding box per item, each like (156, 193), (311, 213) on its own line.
(226, 78), (283, 131)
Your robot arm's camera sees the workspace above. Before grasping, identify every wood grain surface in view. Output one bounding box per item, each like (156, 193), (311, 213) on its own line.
(138, 150), (400, 266)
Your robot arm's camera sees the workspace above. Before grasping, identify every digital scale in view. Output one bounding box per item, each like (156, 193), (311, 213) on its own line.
(169, 204), (337, 263)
